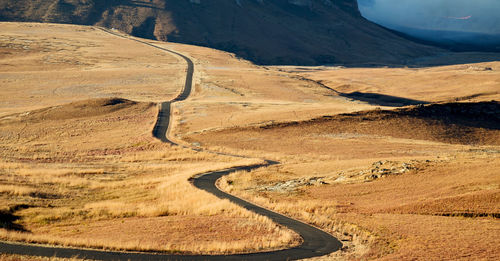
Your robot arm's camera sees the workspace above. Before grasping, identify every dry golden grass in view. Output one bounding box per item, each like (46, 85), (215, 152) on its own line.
(0, 22), (184, 116)
(0, 254), (85, 261)
(183, 78), (499, 259)
(152, 41), (379, 138)
(193, 102), (500, 148)
(1, 214), (298, 254)
(277, 62), (500, 103)
(0, 185), (35, 196)
(0, 22), (300, 254)
(218, 153), (500, 259)
(153, 40), (500, 147)
(158, 37), (500, 259)
(0, 97), (299, 254)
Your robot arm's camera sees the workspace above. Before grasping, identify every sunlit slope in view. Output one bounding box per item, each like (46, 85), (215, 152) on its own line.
(0, 22), (183, 116)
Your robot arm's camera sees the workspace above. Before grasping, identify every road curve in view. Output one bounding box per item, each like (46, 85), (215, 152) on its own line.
(0, 27), (342, 260)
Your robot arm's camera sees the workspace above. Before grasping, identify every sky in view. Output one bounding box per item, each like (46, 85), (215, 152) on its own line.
(357, 0), (500, 37)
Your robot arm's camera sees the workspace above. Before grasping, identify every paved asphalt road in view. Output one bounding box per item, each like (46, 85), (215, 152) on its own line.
(0, 27), (342, 260)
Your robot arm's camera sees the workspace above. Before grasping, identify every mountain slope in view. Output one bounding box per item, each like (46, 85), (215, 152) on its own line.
(0, 0), (441, 65)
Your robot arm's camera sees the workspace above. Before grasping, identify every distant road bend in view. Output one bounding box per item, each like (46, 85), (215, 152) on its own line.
(0, 27), (342, 260)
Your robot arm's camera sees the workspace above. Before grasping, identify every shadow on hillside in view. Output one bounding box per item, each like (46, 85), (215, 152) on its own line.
(0, 206), (28, 232)
(352, 101), (500, 130)
(399, 102), (500, 130)
(91, 0), (500, 67)
(341, 92), (429, 107)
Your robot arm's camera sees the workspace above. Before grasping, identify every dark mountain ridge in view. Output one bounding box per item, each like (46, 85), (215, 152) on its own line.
(0, 0), (445, 65)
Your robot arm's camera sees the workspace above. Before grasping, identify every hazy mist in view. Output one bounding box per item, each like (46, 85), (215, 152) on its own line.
(357, 0), (500, 45)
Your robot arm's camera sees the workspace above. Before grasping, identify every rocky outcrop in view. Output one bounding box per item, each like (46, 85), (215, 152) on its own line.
(334, 160), (421, 184)
(258, 177), (328, 192)
(253, 160), (424, 193)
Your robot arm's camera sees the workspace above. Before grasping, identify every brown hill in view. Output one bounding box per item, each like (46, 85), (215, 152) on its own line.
(0, 0), (441, 65)
(0, 98), (151, 123)
(258, 101), (500, 145)
(191, 102), (500, 147)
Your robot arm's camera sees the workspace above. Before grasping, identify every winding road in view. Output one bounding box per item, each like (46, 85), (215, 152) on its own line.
(0, 27), (342, 260)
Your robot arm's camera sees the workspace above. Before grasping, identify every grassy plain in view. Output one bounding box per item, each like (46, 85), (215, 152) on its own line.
(1, 21), (499, 260)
